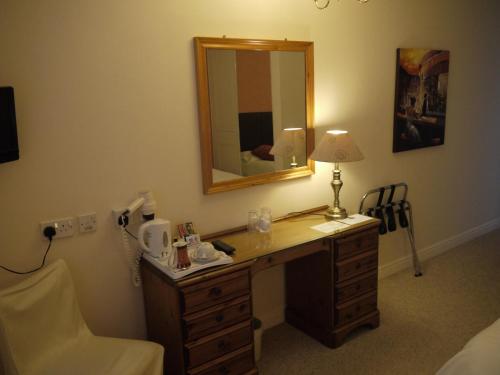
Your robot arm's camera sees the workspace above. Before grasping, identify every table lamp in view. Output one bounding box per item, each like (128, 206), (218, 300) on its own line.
(310, 130), (364, 220)
(270, 128), (306, 168)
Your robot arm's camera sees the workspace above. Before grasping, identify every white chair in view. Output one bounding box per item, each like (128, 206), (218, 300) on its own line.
(0, 259), (163, 375)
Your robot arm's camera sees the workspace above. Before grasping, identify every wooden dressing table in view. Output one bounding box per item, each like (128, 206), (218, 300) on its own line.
(141, 209), (380, 375)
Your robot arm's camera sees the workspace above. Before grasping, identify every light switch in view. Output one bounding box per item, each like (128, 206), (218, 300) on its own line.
(78, 213), (97, 233)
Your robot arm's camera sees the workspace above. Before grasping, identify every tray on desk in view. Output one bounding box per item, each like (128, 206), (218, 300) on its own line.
(143, 250), (233, 280)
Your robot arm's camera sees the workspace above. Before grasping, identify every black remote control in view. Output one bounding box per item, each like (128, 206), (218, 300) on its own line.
(212, 240), (236, 255)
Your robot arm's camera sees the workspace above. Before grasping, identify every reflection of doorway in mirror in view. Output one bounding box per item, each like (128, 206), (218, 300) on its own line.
(207, 49), (242, 177)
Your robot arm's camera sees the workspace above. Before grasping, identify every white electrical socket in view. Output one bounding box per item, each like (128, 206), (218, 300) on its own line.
(40, 217), (75, 239)
(79, 213), (97, 233)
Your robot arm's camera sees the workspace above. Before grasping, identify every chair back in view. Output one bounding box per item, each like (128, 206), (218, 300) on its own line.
(0, 259), (90, 374)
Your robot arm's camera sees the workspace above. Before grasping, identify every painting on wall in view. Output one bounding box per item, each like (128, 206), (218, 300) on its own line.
(393, 48), (450, 153)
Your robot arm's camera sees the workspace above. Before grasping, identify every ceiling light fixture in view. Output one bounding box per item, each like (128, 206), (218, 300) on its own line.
(314, 0), (370, 10)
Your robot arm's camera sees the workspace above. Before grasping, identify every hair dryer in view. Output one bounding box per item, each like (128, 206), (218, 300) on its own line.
(119, 190), (157, 226)
(118, 190), (158, 287)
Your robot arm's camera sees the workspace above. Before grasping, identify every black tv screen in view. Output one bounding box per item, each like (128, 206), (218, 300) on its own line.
(0, 87), (19, 163)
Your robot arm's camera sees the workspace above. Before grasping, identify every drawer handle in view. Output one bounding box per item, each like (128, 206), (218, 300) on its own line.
(239, 303), (247, 312)
(215, 314), (224, 323)
(219, 365), (229, 375)
(217, 340), (228, 350)
(355, 263), (362, 270)
(267, 256), (273, 264)
(210, 287), (222, 297)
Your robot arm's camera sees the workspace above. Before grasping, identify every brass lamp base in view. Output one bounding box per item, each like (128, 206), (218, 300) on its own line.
(325, 206), (348, 220)
(326, 163), (348, 221)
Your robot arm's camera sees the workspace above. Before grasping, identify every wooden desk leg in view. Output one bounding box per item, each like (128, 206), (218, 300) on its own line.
(332, 310), (380, 348)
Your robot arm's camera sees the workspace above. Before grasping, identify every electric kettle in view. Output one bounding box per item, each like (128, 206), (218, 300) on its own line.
(138, 218), (172, 259)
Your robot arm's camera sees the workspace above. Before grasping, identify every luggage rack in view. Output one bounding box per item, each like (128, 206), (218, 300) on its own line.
(359, 182), (422, 277)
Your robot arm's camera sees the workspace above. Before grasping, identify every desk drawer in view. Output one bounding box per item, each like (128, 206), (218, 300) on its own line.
(252, 239), (329, 274)
(187, 345), (254, 375)
(335, 229), (378, 261)
(183, 296), (251, 341)
(335, 291), (377, 326)
(185, 320), (253, 369)
(335, 250), (378, 282)
(181, 269), (250, 314)
(335, 271), (378, 303)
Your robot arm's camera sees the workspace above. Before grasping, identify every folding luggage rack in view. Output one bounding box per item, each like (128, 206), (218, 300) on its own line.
(359, 182), (422, 277)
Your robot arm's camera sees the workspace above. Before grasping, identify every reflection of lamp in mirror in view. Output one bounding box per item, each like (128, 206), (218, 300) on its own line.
(270, 128), (306, 168)
(310, 130), (364, 220)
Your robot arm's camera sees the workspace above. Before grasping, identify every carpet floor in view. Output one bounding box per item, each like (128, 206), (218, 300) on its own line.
(258, 228), (500, 375)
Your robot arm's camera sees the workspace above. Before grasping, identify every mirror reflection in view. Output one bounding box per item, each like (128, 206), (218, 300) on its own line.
(194, 37), (314, 194)
(207, 49), (307, 182)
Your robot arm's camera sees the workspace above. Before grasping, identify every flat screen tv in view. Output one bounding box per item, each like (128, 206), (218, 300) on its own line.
(0, 87), (19, 163)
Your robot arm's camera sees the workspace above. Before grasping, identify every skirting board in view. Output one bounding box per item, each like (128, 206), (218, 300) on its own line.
(378, 216), (500, 279)
(259, 308), (285, 331)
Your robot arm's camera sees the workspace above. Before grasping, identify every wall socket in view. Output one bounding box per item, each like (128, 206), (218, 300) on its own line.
(79, 213), (97, 233)
(40, 217), (75, 239)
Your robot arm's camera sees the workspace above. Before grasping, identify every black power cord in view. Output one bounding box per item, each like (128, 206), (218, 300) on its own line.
(0, 226), (56, 275)
(125, 228), (138, 240)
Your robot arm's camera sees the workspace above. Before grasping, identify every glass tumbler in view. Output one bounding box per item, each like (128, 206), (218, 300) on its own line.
(248, 210), (259, 232)
(258, 207), (272, 233)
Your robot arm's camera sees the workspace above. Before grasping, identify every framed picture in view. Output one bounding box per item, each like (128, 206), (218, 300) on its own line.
(393, 48), (450, 153)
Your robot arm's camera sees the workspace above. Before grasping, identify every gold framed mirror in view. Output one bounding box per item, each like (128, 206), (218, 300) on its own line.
(194, 37), (315, 194)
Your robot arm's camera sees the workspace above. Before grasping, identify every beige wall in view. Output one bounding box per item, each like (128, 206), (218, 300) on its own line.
(0, 0), (499, 339)
(271, 51), (307, 170)
(276, 51), (306, 130)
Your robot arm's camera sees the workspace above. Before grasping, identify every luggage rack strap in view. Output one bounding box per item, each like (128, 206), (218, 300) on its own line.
(358, 182), (422, 277)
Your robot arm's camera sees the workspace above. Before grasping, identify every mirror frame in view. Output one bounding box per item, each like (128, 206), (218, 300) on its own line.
(194, 37), (315, 194)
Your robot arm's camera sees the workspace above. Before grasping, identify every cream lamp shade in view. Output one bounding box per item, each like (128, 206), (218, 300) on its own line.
(270, 128), (306, 168)
(310, 130), (364, 163)
(310, 130), (364, 220)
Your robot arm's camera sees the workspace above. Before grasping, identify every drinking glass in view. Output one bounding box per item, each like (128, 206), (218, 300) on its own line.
(248, 210), (259, 232)
(258, 207), (272, 233)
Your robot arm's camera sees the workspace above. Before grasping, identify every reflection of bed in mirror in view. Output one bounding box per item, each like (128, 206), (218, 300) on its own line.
(238, 112), (275, 176)
(212, 168), (243, 183)
(240, 151), (274, 176)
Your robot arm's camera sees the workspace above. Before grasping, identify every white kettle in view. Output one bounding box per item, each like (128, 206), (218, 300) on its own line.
(138, 218), (172, 259)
